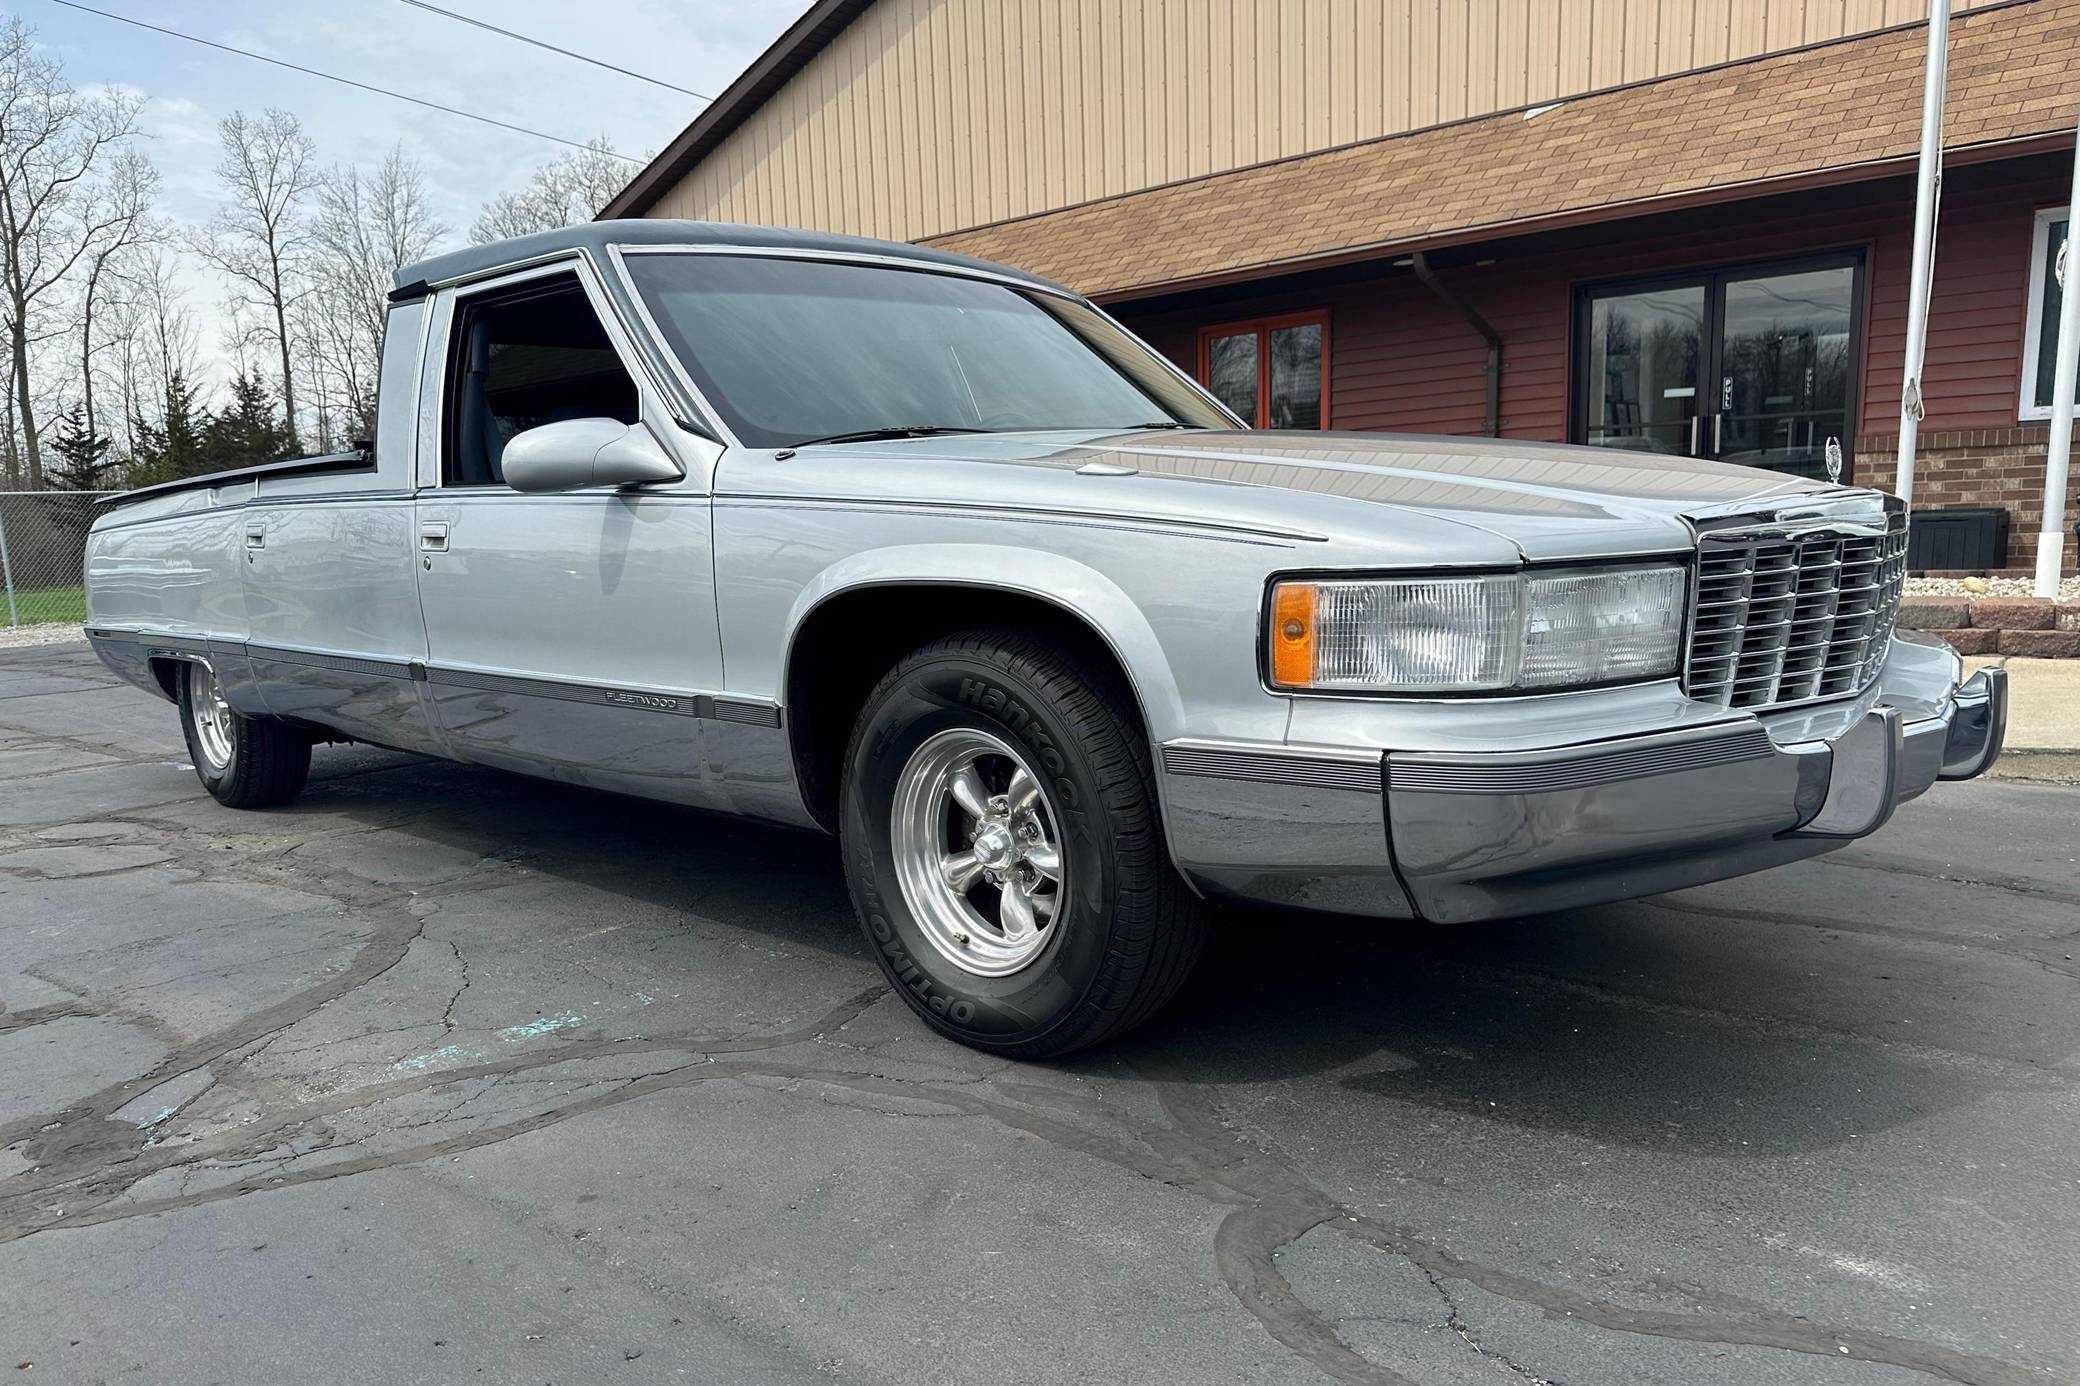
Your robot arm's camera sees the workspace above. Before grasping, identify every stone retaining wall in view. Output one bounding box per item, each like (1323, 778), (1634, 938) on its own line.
(1898, 595), (2080, 657)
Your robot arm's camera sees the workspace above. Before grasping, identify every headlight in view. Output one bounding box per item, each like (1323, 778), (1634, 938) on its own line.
(1267, 564), (1685, 693)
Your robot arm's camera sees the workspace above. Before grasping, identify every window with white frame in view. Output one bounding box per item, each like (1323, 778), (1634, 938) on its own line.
(2022, 206), (2076, 422)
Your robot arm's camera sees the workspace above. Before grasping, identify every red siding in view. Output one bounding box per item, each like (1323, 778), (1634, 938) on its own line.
(1115, 159), (2068, 447)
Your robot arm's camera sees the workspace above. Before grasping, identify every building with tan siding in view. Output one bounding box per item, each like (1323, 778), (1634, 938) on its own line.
(605, 0), (2080, 574)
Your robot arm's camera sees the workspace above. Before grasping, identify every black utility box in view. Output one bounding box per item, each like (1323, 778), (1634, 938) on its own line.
(1907, 507), (2009, 571)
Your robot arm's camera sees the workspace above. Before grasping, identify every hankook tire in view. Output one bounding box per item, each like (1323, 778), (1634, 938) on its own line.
(840, 630), (1207, 1057)
(177, 660), (312, 809)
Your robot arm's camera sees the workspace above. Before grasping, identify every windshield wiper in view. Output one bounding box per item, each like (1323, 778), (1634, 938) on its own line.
(793, 425), (989, 447)
(1124, 421), (1194, 430)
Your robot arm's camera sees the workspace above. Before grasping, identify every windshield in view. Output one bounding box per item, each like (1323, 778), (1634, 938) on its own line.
(623, 253), (1237, 448)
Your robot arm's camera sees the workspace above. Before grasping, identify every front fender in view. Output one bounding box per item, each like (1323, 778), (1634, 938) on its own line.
(780, 543), (1190, 743)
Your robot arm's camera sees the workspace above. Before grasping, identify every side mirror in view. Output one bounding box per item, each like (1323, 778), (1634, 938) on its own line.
(501, 418), (684, 493)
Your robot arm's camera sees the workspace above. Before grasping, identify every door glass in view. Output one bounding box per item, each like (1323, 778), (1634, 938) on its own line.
(1206, 331), (1258, 423)
(444, 276), (639, 488)
(1583, 286), (1704, 455)
(2032, 217), (2070, 413)
(1716, 266), (1854, 481)
(1268, 322), (1322, 428)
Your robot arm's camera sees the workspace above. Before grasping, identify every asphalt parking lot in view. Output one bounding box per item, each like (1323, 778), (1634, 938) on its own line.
(2, 639), (2076, 1386)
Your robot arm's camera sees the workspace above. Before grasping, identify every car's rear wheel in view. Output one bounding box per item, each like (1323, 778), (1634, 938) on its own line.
(177, 660), (311, 809)
(839, 630), (1206, 1057)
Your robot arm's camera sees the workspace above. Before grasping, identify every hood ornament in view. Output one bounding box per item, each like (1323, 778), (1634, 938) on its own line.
(1824, 436), (1844, 485)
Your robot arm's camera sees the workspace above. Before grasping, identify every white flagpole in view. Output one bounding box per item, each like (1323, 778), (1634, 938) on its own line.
(2034, 111), (2080, 598)
(1894, 0), (1952, 504)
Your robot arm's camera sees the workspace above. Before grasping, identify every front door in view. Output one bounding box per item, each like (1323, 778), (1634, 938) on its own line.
(1577, 254), (1862, 484)
(412, 261), (728, 807)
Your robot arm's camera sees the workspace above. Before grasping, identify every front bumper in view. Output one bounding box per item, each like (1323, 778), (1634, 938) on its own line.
(1159, 633), (2006, 923)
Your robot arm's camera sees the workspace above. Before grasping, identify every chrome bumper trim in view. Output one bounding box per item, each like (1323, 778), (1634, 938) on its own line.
(1160, 742), (1381, 793)
(1385, 724), (1773, 795)
(1938, 666), (2006, 780)
(1156, 740), (1412, 918)
(1781, 706), (1903, 840)
(1159, 641), (2006, 925)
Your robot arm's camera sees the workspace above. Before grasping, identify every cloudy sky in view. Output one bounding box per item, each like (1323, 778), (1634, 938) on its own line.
(23, 0), (806, 385)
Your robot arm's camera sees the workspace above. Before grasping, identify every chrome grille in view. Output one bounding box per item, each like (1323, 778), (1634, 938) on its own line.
(1683, 512), (1908, 711)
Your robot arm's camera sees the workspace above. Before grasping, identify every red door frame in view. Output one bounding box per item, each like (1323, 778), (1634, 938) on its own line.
(1196, 310), (1331, 428)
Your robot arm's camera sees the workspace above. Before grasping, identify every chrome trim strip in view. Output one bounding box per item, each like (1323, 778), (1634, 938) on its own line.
(95, 628), (784, 729)
(611, 241), (1076, 298)
(247, 643), (417, 682)
(1387, 725), (1775, 794)
(712, 697), (784, 728)
(716, 493), (1324, 544)
(137, 634), (213, 658)
(425, 664), (784, 726)
(1161, 743), (1382, 794)
(426, 665), (704, 717)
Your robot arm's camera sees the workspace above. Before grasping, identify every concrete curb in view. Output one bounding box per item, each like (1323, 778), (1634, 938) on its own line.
(1989, 749), (2080, 785)
(1962, 655), (2080, 768)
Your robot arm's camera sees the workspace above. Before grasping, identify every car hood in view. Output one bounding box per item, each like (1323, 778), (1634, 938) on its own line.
(783, 428), (1851, 562)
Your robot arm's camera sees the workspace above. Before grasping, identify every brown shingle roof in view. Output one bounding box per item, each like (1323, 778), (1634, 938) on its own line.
(925, 0), (2080, 300)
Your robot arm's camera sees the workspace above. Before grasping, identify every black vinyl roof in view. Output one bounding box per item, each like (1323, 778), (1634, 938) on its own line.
(392, 219), (1065, 299)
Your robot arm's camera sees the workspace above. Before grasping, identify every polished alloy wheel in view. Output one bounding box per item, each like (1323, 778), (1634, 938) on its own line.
(890, 727), (1066, 977)
(188, 661), (234, 773)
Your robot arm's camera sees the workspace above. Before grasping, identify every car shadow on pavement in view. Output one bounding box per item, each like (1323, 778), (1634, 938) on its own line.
(1117, 904), (2007, 1160)
(295, 753), (2001, 1162)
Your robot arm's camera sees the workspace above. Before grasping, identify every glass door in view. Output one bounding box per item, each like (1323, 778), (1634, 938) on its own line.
(1713, 265), (1856, 481)
(1583, 284), (1705, 456)
(1576, 255), (1862, 483)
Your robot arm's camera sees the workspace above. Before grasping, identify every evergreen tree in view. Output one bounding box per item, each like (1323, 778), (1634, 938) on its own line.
(47, 404), (121, 491)
(129, 371), (208, 488)
(202, 372), (288, 472)
(46, 404), (121, 548)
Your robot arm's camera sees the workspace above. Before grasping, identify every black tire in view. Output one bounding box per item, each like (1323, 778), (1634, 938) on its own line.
(177, 662), (311, 809)
(839, 630), (1206, 1057)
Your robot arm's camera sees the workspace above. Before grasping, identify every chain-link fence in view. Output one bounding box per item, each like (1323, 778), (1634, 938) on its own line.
(0, 491), (117, 632)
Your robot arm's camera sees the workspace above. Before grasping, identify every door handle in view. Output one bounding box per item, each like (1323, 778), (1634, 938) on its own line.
(244, 527), (264, 549)
(419, 523), (449, 552)
(1712, 414), (1723, 454)
(1689, 415), (1701, 456)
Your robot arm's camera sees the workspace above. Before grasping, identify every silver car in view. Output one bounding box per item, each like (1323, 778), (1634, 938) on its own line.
(84, 221), (2007, 1056)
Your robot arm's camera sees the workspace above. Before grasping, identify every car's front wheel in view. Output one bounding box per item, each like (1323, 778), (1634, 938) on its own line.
(839, 630), (1206, 1057)
(177, 660), (311, 809)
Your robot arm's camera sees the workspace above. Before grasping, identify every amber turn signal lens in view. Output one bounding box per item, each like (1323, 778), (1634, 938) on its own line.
(1269, 581), (1317, 687)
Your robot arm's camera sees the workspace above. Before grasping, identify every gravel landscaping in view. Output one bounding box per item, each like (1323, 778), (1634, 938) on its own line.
(1906, 575), (2080, 599)
(0, 622), (84, 650)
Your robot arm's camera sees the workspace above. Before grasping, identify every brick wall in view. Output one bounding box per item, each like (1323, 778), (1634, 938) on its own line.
(1861, 426), (2079, 575)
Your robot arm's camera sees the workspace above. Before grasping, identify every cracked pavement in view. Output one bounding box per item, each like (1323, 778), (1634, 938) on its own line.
(2, 640), (2076, 1385)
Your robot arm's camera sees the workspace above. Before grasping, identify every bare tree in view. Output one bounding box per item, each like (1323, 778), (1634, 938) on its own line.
(190, 108), (316, 452)
(76, 149), (158, 446)
(470, 136), (628, 244)
(0, 17), (141, 487)
(312, 146), (444, 438)
(112, 244), (200, 438)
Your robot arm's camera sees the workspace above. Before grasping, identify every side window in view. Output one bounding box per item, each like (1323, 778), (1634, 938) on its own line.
(443, 273), (640, 487)
(1197, 311), (1328, 429)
